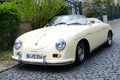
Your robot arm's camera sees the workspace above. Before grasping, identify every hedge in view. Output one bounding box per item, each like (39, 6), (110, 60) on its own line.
(0, 2), (20, 52)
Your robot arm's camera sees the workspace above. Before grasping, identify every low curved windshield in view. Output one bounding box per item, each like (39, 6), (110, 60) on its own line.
(48, 15), (87, 26)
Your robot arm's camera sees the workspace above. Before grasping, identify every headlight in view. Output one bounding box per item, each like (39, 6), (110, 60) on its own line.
(56, 39), (66, 51)
(14, 39), (22, 49)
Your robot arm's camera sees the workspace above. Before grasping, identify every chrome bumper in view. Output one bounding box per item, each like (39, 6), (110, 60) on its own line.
(12, 56), (74, 66)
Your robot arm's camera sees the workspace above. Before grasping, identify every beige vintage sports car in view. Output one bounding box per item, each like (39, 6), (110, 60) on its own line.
(12, 15), (113, 66)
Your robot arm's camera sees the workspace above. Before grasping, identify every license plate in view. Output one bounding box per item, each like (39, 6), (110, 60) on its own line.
(26, 54), (43, 59)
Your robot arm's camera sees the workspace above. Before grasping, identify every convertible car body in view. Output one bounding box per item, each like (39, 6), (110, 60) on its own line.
(12, 15), (113, 66)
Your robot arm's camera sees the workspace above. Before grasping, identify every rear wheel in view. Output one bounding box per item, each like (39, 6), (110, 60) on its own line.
(106, 31), (113, 47)
(76, 41), (86, 64)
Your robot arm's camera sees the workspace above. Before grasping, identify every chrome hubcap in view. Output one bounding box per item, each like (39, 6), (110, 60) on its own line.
(108, 34), (112, 45)
(78, 46), (84, 61)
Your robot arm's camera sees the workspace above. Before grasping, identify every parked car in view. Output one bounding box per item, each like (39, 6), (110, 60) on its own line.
(12, 15), (113, 66)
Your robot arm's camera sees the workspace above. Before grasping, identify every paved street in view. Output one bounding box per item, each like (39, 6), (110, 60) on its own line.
(0, 20), (120, 80)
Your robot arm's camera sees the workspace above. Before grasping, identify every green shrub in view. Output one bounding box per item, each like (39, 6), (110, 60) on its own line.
(83, 7), (99, 18)
(13, 0), (65, 29)
(83, 0), (114, 17)
(57, 6), (70, 16)
(0, 2), (20, 52)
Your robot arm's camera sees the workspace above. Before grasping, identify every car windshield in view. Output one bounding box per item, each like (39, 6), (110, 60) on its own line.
(48, 15), (87, 26)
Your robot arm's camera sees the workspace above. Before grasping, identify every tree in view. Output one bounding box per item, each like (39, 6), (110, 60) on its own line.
(13, 0), (65, 29)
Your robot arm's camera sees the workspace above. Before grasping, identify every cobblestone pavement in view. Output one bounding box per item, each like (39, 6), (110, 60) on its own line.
(0, 21), (120, 80)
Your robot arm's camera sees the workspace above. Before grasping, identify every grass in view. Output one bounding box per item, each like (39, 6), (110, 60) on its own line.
(0, 50), (13, 62)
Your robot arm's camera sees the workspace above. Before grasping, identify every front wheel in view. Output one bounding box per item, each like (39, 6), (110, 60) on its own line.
(106, 31), (113, 47)
(76, 41), (86, 64)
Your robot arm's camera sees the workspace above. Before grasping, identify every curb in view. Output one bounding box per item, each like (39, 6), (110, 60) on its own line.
(107, 19), (120, 26)
(0, 63), (18, 73)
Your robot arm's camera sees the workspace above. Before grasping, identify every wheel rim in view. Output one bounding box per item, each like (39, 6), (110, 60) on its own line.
(108, 33), (112, 45)
(77, 45), (84, 61)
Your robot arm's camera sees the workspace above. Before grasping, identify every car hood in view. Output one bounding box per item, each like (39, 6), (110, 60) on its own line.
(18, 25), (88, 50)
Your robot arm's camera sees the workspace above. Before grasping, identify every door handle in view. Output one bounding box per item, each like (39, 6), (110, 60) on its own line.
(86, 32), (91, 35)
(102, 28), (106, 30)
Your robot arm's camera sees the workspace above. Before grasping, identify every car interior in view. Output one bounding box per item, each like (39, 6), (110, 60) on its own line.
(87, 18), (102, 24)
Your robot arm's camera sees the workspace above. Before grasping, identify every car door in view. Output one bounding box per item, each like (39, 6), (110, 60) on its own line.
(86, 23), (107, 51)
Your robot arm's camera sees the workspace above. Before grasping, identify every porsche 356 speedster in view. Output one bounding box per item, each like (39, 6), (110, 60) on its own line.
(12, 15), (113, 66)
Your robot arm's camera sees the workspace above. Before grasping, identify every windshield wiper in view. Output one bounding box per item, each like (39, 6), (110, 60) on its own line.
(68, 23), (82, 25)
(55, 22), (67, 26)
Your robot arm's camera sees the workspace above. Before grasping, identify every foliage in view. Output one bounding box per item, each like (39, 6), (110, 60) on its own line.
(57, 6), (71, 16)
(119, 0), (120, 5)
(13, 0), (65, 29)
(0, 50), (12, 62)
(83, 0), (114, 17)
(83, 7), (99, 18)
(0, 2), (20, 52)
(92, 0), (114, 5)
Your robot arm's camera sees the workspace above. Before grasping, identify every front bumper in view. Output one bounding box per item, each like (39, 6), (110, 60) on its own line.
(12, 56), (74, 66)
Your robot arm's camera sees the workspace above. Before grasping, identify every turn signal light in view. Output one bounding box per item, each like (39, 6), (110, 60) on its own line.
(53, 54), (61, 58)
